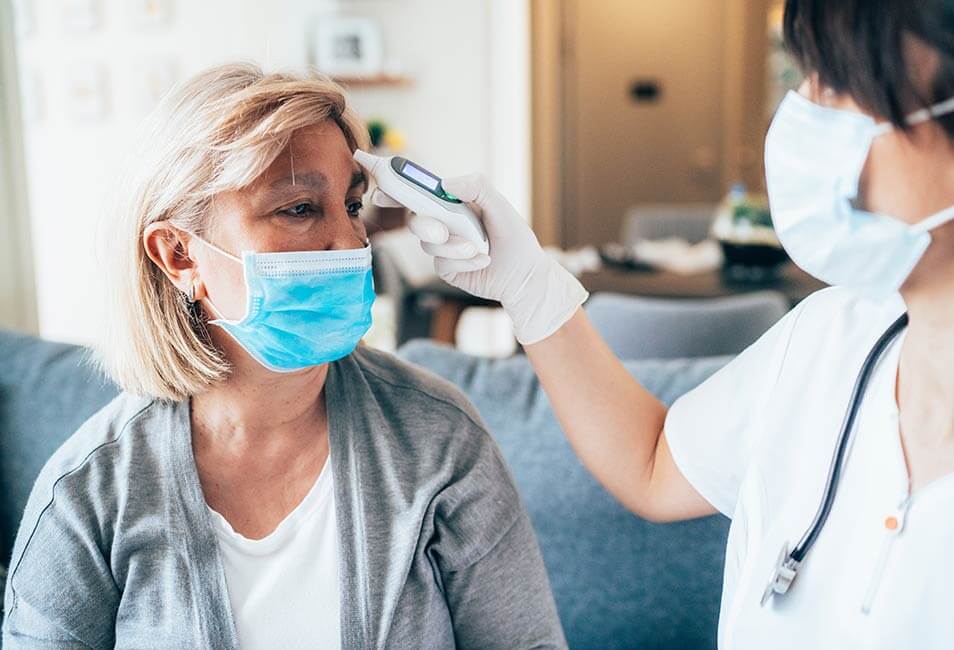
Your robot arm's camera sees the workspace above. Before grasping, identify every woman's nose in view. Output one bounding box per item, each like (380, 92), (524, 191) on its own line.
(324, 209), (368, 251)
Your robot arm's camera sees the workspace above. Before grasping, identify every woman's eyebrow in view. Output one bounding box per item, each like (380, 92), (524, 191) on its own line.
(258, 170), (366, 206)
(257, 173), (328, 206)
(350, 170), (368, 193)
(267, 171), (327, 193)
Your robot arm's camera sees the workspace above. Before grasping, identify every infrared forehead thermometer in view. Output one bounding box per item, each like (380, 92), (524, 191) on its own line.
(353, 150), (489, 255)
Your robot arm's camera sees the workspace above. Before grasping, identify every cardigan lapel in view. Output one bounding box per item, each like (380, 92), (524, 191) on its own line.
(327, 353), (428, 649)
(167, 398), (241, 649)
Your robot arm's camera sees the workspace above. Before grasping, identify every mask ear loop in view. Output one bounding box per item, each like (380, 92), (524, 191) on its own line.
(868, 98), (954, 234)
(178, 229), (244, 322)
(903, 97), (954, 234)
(912, 204), (954, 234)
(191, 234), (243, 264)
(906, 96), (954, 127)
(871, 96), (954, 135)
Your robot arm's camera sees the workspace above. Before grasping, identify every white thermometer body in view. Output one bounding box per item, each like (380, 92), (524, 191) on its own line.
(354, 150), (490, 255)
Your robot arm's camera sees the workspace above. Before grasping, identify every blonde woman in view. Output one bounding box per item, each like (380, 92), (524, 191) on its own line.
(2, 64), (565, 649)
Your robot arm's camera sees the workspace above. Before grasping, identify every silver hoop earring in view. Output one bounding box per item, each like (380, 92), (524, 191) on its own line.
(187, 284), (196, 304)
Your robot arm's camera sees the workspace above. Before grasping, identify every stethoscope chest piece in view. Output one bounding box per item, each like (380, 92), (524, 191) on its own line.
(761, 542), (801, 607)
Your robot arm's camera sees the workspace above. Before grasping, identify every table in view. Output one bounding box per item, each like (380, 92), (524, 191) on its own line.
(579, 263), (825, 306)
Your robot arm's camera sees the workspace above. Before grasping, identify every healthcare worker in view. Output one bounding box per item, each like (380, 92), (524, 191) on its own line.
(372, 0), (954, 647)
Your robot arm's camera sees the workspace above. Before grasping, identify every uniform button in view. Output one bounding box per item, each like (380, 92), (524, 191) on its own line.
(885, 515), (899, 531)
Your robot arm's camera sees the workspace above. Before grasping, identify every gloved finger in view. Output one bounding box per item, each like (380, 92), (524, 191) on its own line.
(370, 188), (404, 208)
(442, 173), (509, 209)
(421, 235), (479, 260)
(408, 213), (449, 245)
(434, 254), (491, 275)
(442, 173), (519, 233)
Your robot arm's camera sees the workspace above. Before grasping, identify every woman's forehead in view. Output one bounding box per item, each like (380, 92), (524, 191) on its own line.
(255, 124), (358, 191)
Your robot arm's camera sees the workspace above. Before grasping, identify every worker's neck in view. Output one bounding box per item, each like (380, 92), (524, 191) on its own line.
(898, 232), (954, 444)
(901, 225), (954, 335)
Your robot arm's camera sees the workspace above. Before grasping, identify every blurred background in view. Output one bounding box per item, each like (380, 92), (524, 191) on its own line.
(0, 0), (812, 358)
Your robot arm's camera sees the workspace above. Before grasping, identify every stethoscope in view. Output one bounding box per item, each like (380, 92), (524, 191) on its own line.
(760, 312), (909, 607)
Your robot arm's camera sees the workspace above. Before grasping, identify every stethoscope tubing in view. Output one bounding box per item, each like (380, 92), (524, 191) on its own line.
(790, 312), (909, 564)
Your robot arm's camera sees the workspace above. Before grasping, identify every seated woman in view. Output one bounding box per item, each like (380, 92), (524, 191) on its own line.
(2, 64), (565, 649)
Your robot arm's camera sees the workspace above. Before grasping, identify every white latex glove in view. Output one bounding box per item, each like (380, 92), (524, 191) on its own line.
(371, 173), (588, 345)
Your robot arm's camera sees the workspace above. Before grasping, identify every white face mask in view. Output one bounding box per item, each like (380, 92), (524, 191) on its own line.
(764, 90), (954, 294)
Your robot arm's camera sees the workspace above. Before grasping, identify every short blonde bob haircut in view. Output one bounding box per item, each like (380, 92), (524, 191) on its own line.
(96, 63), (369, 401)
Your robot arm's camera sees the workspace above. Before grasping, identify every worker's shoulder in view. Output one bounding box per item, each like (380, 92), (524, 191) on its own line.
(792, 286), (906, 341)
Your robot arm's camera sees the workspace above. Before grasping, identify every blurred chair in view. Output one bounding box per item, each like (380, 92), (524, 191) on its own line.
(585, 291), (789, 360)
(372, 239), (434, 344)
(622, 203), (717, 246)
(372, 233), (495, 346)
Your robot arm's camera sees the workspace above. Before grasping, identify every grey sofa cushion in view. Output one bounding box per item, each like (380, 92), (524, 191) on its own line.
(398, 341), (732, 650)
(0, 330), (118, 563)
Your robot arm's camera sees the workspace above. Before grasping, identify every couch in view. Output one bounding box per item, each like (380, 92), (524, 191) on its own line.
(0, 329), (730, 649)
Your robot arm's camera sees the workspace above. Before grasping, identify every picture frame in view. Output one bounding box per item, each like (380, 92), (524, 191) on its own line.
(312, 17), (383, 78)
(127, 0), (173, 30)
(131, 58), (178, 113)
(65, 63), (109, 123)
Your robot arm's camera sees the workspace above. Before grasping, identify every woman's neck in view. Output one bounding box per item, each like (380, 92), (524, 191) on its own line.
(191, 329), (330, 448)
(190, 331), (331, 537)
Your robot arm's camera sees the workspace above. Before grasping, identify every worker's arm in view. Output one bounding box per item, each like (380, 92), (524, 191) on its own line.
(371, 173), (715, 522)
(524, 308), (715, 521)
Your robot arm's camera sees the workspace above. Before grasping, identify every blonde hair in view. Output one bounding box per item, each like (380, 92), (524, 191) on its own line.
(96, 63), (369, 401)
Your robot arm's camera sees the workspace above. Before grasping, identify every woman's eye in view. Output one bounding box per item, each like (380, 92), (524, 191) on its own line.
(279, 202), (318, 218)
(347, 200), (364, 218)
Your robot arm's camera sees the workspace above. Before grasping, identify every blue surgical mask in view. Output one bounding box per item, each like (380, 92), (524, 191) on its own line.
(192, 235), (375, 372)
(765, 90), (954, 294)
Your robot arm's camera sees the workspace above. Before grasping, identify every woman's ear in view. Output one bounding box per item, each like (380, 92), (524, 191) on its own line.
(143, 223), (202, 297)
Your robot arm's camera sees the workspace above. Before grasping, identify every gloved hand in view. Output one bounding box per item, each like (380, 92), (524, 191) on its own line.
(371, 173), (588, 345)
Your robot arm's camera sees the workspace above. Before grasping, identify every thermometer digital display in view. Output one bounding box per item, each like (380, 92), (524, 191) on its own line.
(401, 162), (440, 191)
(354, 150), (488, 254)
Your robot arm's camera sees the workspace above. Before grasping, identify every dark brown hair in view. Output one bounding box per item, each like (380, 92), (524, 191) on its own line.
(784, 0), (954, 136)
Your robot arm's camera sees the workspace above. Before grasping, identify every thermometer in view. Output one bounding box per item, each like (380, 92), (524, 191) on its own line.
(353, 150), (490, 255)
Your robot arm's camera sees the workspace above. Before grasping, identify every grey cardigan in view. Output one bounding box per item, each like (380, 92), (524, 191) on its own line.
(2, 346), (566, 649)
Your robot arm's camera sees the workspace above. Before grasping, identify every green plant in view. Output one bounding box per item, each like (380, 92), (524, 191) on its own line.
(367, 119), (387, 148)
(732, 202), (774, 229)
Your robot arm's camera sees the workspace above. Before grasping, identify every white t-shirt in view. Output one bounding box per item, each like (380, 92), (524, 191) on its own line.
(207, 459), (340, 650)
(665, 287), (954, 649)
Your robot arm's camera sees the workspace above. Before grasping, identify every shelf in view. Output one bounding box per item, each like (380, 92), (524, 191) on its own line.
(331, 74), (413, 88)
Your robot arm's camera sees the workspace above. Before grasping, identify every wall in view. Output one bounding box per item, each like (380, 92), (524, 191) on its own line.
(0, 0), (37, 333)
(531, 0), (775, 248)
(529, 0), (565, 247)
(560, 0), (729, 247)
(12, 0), (529, 345)
(487, 0), (531, 220)
(721, 0), (772, 193)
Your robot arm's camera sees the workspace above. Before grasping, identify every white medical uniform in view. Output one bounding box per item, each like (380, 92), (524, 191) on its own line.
(665, 287), (954, 649)
(208, 458), (341, 649)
